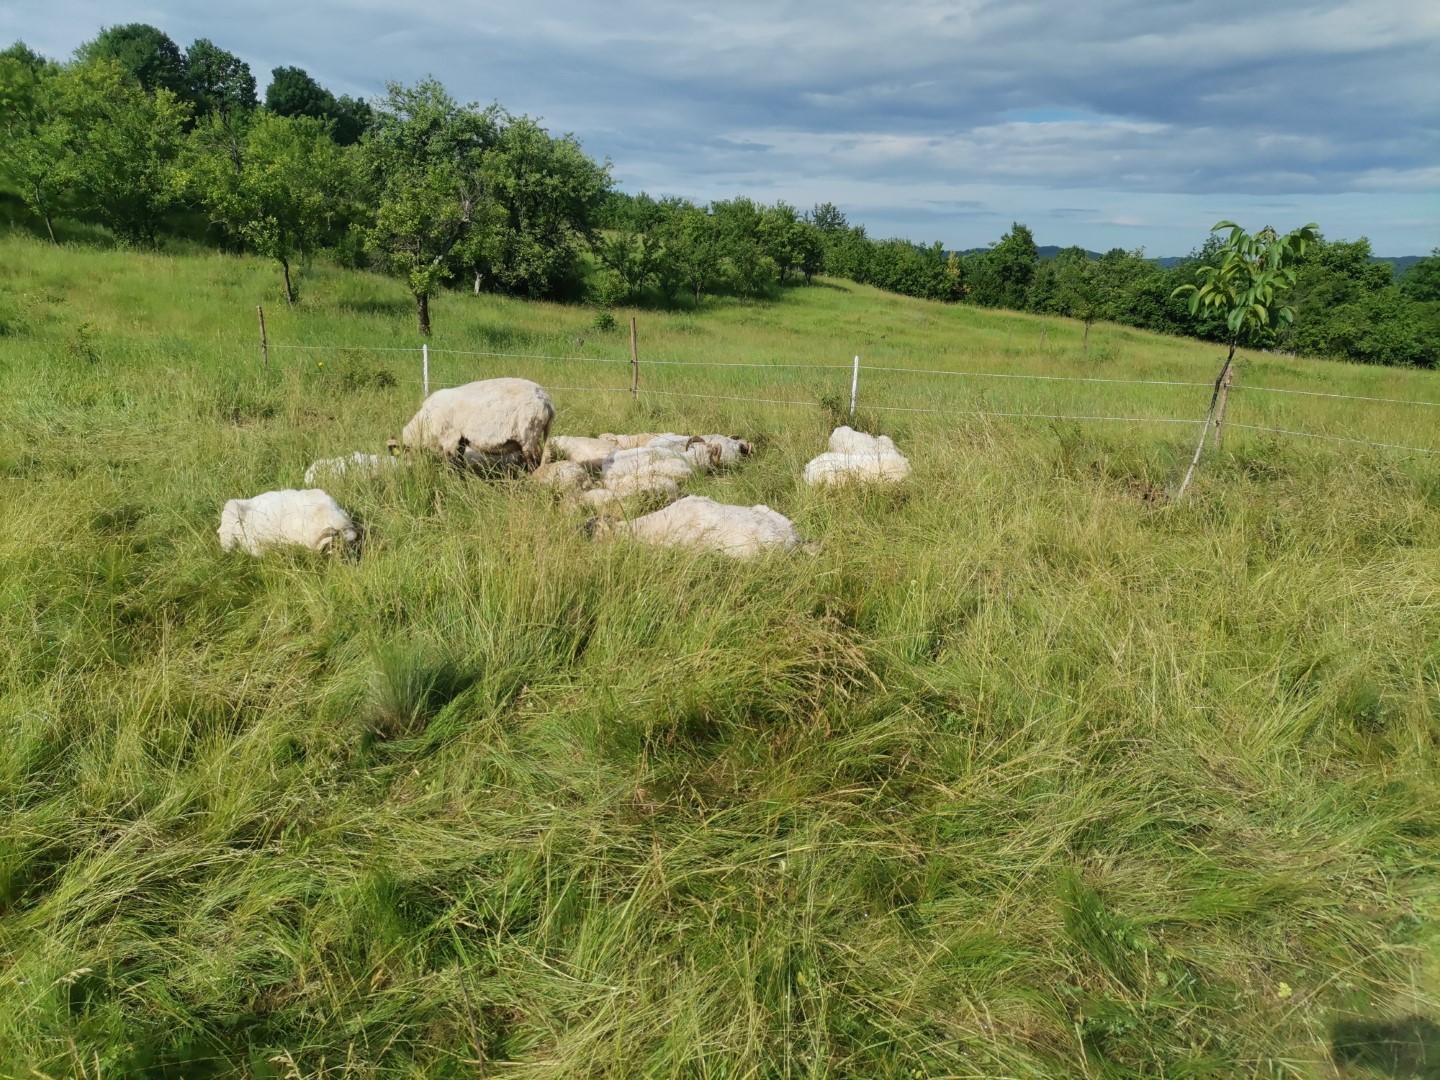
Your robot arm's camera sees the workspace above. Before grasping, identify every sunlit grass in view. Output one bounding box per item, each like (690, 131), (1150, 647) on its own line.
(1, 233), (1437, 1077)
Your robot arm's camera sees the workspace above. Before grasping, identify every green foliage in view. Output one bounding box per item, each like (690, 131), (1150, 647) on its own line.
(471, 114), (610, 299)
(1172, 220), (1318, 352)
(968, 222), (1040, 309)
(75, 23), (187, 97)
(183, 38), (256, 124)
(1400, 248), (1440, 303)
(655, 199), (726, 306)
(0, 49), (68, 242)
(54, 59), (191, 246)
(263, 65), (370, 146)
(263, 65), (332, 121)
(184, 111), (347, 302)
(360, 79), (495, 334)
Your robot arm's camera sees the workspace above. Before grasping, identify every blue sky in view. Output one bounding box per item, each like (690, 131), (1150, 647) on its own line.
(4, 0), (1437, 255)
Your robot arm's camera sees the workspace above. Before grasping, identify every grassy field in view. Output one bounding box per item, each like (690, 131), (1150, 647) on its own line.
(1, 234), (1438, 1078)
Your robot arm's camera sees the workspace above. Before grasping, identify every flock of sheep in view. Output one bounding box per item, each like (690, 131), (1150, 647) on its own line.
(217, 377), (911, 559)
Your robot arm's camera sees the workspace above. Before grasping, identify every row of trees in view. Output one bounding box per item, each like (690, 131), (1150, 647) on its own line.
(2, 24), (1436, 361)
(0, 31), (610, 332)
(811, 211), (1438, 368)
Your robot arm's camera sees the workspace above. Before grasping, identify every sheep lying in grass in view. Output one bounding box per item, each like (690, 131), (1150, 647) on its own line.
(303, 451), (403, 486)
(543, 432), (754, 516)
(553, 432), (753, 474)
(601, 495), (809, 558)
(402, 378), (554, 471)
(218, 489), (357, 556)
(804, 426), (911, 486)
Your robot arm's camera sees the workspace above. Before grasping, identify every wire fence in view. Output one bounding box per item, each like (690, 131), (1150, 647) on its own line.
(262, 336), (1440, 459)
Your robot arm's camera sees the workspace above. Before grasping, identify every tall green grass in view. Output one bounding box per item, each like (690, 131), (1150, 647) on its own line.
(1, 234), (1437, 1077)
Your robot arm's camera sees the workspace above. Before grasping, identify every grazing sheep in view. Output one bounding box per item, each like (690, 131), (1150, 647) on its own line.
(402, 378), (554, 471)
(804, 425), (911, 486)
(218, 489), (357, 556)
(606, 495), (808, 558)
(303, 452), (402, 486)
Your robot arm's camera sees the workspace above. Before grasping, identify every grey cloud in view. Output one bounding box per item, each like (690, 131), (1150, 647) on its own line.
(1, 0), (1435, 253)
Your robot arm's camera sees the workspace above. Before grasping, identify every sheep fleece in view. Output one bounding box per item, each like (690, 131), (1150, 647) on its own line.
(619, 496), (804, 557)
(218, 489), (358, 555)
(402, 378), (554, 462)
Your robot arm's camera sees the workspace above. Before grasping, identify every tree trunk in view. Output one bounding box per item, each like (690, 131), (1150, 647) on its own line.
(281, 258), (295, 305)
(474, 270), (481, 296)
(416, 292), (431, 336)
(1083, 321), (1090, 353)
(694, 282), (702, 308)
(42, 214), (56, 246)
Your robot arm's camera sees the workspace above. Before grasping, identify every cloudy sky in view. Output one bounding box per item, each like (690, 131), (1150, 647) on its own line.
(4, 1), (1437, 255)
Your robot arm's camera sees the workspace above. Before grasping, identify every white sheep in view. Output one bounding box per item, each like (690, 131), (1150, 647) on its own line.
(601, 446), (696, 484)
(804, 426), (911, 486)
(531, 460), (591, 493)
(218, 489), (358, 556)
(551, 435), (620, 472)
(303, 452), (402, 486)
(402, 378), (554, 470)
(607, 495), (808, 558)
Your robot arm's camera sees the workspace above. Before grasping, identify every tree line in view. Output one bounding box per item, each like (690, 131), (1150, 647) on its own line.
(1, 24), (1436, 362)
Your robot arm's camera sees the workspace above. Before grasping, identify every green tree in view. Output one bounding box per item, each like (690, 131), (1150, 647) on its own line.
(758, 202), (801, 284)
(810, 201), (848, 235)
(58, 59), (191, 246)
(76, 24), (187, 97)
(474, 114), (610, 299)
(712, 196), (773, 296)
(185, 39), (257, 124)
(657, 201), (724, 307)
(795, 221), (825, 284)
(970, 223), (1038, 309)
(264, 66), (370, 146)
(0, 46), (67, 243)
(360, 79), (495, 335)
(265, 66), (332, 120)
(328, 94), (372, 146)
(1173, 220), (1318, 496)
(1054, 248), (1103, 351)
(187, 111), (346, 302)
(1174, 220), (1319, 367)
(1399, 249), (1440, 303)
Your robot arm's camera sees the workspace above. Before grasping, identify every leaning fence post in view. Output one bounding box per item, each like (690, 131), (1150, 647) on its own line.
(421, 343), (429, 399)
(257, 305), (268, 369)
(849, 355), (860, 417)
(1212, 363), (1235, 449)
(630, 317), (639, 397)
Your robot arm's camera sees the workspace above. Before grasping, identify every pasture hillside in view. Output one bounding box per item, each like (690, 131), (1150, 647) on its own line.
(1, 234), (1438, 1078)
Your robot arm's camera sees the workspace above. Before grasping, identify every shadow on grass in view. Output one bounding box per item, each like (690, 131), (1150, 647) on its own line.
(1332, 1017), (1440, 1077)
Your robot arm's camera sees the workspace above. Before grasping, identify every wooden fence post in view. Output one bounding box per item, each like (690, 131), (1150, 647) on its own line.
(1212, 363), (1235, 449)
(630, 317), (639, 397)
(257, 305), (268, 368)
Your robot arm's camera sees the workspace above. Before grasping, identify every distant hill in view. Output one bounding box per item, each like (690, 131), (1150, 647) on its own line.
(953, 246), (1424, 278)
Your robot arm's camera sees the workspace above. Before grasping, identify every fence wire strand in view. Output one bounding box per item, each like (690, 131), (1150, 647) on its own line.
(277, 336), (1440, 459)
